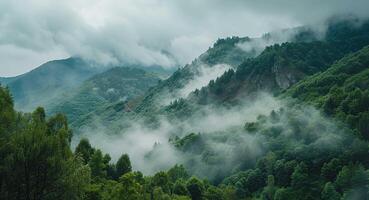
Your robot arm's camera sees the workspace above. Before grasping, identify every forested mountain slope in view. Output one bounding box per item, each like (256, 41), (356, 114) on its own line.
(47, 67), (161, 125)
(72, 18), (369, 133)
(2, 16), (369, 200)
(70, 24), (326, 130)
(188, 19), (369, 105)
(156, 45), (369, 199)
(286, 45), (369, 139)
(71, 36), (259, 130)
(0, 57), (101, 111)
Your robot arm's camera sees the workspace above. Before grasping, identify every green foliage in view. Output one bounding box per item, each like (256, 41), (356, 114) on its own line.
(48, 67), (161, 127)
(287, 45), (369, 139)
(321, 182), (340, 200)
(186, 177), (205, 200)
(0, 86), (15, 136)
(151, 171), (171, 193)
(167, 164), (189, 182)
(173, 179), (189, 196)
(117, 172), (144, 199)
(116, 154), (132, 179)
(75, 138), (95, 164)
(0, 86), (89, 199)
(89, 150), (107, 179)
(261, 175), (277, 200)
(5, 58), (99, 111)
(321, 158), (342, 182)
(3, 18), (369, 200)
(291, 162), (309, 189)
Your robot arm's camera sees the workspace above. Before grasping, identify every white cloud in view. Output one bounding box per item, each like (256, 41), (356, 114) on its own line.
(1, 0), (368, 76)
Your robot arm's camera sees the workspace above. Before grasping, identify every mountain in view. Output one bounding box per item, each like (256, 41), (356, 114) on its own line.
(187, 18), (369, 105)
(286, 45), (369, 139)
(71, 36), (260, 130)
(1, 57), (102, 111)
(71, 30), (313, 129)
(0, 77), (18, 85)
(47, 67), (161, 125)
(70, 18), (369, 133)
(3, 15), (369, 200)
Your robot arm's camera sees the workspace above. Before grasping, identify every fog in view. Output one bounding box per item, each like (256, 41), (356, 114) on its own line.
(75, 93), (279, 173)
(178, 64), (232, 99)
(74, 91), (350, 181)
(2, 0), (369, 76)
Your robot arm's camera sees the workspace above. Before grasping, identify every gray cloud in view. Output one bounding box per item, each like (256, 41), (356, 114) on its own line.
(1, 0), (369, 76)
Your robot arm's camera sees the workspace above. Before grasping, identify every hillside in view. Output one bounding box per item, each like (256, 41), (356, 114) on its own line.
(2, 45), (369, 200)
(0, 76), (18, 85)
(0, 57), (101, 111)
(2, 10), (369, 200)
(188, 19), (369, 105)
(286, 45), (369, 139)
(71, 27), (323, 131)
(47, 67), (161, 125)
(71, 18), (369, 133)
(140, 44), (369, 199)
(71, 36), (260, 130)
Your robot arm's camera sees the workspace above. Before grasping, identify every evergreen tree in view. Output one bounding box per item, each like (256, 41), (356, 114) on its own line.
(186, 177), (204, 200)
(321, 182), (340, 200)
(75, 138), (94, 164)
(89, 149), (107, 179)
(116, 153), (132, 179)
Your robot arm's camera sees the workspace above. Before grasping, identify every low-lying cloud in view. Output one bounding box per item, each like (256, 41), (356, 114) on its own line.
(73, 94), (278, 176)
(1, 0), (369, 76)
(73, 92), (353, 181)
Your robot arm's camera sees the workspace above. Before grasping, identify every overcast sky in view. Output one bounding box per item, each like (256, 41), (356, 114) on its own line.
(0, 0), (368, 77)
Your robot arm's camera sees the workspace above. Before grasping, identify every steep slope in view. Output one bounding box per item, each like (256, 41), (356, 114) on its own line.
(189, 42), (344, 104)
(48, 67), (161, 125)
(1, 57), (101, 111)
(286, 45), (369, 139)
(133, 27), (322, 115)
(187, 19), (369, 105)
(134, 36), (258, 113)
(78, 30), (312, 124)
(72, 18), (369, 132)
(71, 36), (259, 130)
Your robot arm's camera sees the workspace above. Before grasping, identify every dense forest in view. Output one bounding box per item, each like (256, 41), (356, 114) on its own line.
(2, 44), (369, 199)
(1, 14), (369, 200)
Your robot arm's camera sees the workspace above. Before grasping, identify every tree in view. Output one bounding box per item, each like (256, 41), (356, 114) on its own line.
(167, 164), (189, 182)
(321, 158), (342, 181)
(335, 164), (369, 193)
(117, 172), (143, 200)
(291, 162), (309, 189)
(358, 112), (369, 139)
(234, 169), (265, 198)
(186, 177), (204, 200)
(0, 86), (15, 136)
(116, 154), (132, 179)
(274, 160), (297, 187)
(274, 188), (296, 200)
(151, 171), (171, 194)
(204, 186), (224, 200)
(261, 175), (277, 200)
(0, 105), (87, 199)
(173, 179), (189, 196)
(153, 187), (171, 200)
(321, 182), (340, 200)
(75, 138), (94, 164)
(89, 149), (107, 179)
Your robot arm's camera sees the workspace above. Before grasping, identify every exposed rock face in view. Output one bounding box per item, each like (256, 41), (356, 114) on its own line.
(272, 63), (300, 90)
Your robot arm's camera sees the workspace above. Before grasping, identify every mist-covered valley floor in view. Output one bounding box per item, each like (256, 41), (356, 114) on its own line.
(2, 2), (369, 199)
